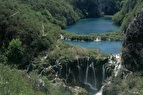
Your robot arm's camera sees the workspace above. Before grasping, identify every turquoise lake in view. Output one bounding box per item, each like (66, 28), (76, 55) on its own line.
(66, 41), (122, 54)
(66, 17), (120, 34)
(65, 17), (122, 54)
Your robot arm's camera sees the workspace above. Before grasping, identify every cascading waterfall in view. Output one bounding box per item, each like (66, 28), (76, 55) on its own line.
(53, 59), (60, 76)
(55, 60), (60, 76)
(51, 57), (110, 95)
(114, 54), (121, 77)
(102, 64), (105, 83)
(77, 58), (83, 82)
(65, 63), (71, 84)
(39, 69), (44, 76)
(95, 54), (121, 95)
(95, 64), (106, 95)
(52, 59), (63, 77)
(84, 62), (97, 91)
(26, 63), (31, 73)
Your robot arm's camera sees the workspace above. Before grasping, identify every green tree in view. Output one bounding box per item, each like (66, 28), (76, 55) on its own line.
(6, 39), (24, 64)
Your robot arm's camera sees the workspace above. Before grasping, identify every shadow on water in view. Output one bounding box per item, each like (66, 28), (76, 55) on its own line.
(66, 17), (120, 34)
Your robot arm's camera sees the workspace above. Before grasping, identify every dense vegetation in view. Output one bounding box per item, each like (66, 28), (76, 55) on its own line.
(62, 30), (123, 41)
(103, 71), (143, 95)
(0, 64), (73, 95)
(0, 0), (59, 66)
(113, 0), (143, 31)
(0, 0), (77, 94)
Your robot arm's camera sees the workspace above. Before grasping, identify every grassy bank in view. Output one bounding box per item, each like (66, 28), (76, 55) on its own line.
(61, 30), (123, 42)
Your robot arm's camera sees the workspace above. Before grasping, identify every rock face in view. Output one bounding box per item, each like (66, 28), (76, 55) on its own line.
(74, 0), (120, 18)
(75, 0), (100, 17)
(98, 0), (120, 15)
(49, 57), (108, 93)
(122, 8), (143, 71)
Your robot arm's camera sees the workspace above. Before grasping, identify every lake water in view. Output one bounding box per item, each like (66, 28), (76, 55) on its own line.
(65, 17), (121, 54)
(66, 17), (120, 34)
(65, 41), (121, 54)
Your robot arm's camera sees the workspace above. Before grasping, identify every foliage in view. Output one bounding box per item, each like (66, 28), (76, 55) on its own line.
(113, 0), (143, 31)
(48, 40), (108, 63)
(0, 64), (73, 95)
(103, 72), (143, 95)
(0, 54), (7, 64)
(20, 0), (81, 28)
(122, 7), (143, 71)
(6, 39), (24, 64)
(0, 0), (61, 66)
(0, 64), (35, 95)
(62, 30), (123, 42)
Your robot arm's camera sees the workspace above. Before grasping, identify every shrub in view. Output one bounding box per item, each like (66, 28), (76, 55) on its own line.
(6, 39), (24, 64)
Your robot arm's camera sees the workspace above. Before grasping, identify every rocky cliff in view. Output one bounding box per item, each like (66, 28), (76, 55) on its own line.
(103, 7), (143, 95)
(70, 0), (121, 18)
(122, 8), (143, 71)
(47, 57), (108, 93)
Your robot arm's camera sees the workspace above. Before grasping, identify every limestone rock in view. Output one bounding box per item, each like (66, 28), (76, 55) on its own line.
(122, 7), (143, 71)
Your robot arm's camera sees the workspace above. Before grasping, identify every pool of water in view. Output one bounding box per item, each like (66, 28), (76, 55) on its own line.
(65, 41), (122, 54)
(66, 17), (120, 34)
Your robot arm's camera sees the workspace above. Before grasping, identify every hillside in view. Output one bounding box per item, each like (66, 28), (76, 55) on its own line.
(113, 0), (143, 31)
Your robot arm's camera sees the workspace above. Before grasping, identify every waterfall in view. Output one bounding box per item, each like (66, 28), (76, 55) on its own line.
(26, 63), (31, 73)
(84, 62), (97, 90)
(51, 59), (63, 77)
(65, 63), (71, 84)
(102, 64), (105, 83)
(77, 58), (83, 82)
(95, 54), (121, 95)
(95, 85), (104, 95)
(55, 71), (58, 77)
(114, 54), (121, 77)
(39, 69), (44, 76)
(57, 59), (63, 76)
(51, 57), (109, 95)
(114, 63), (121, 77)
(95, 64), (106, 95)
(94, 37), (101, 42)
